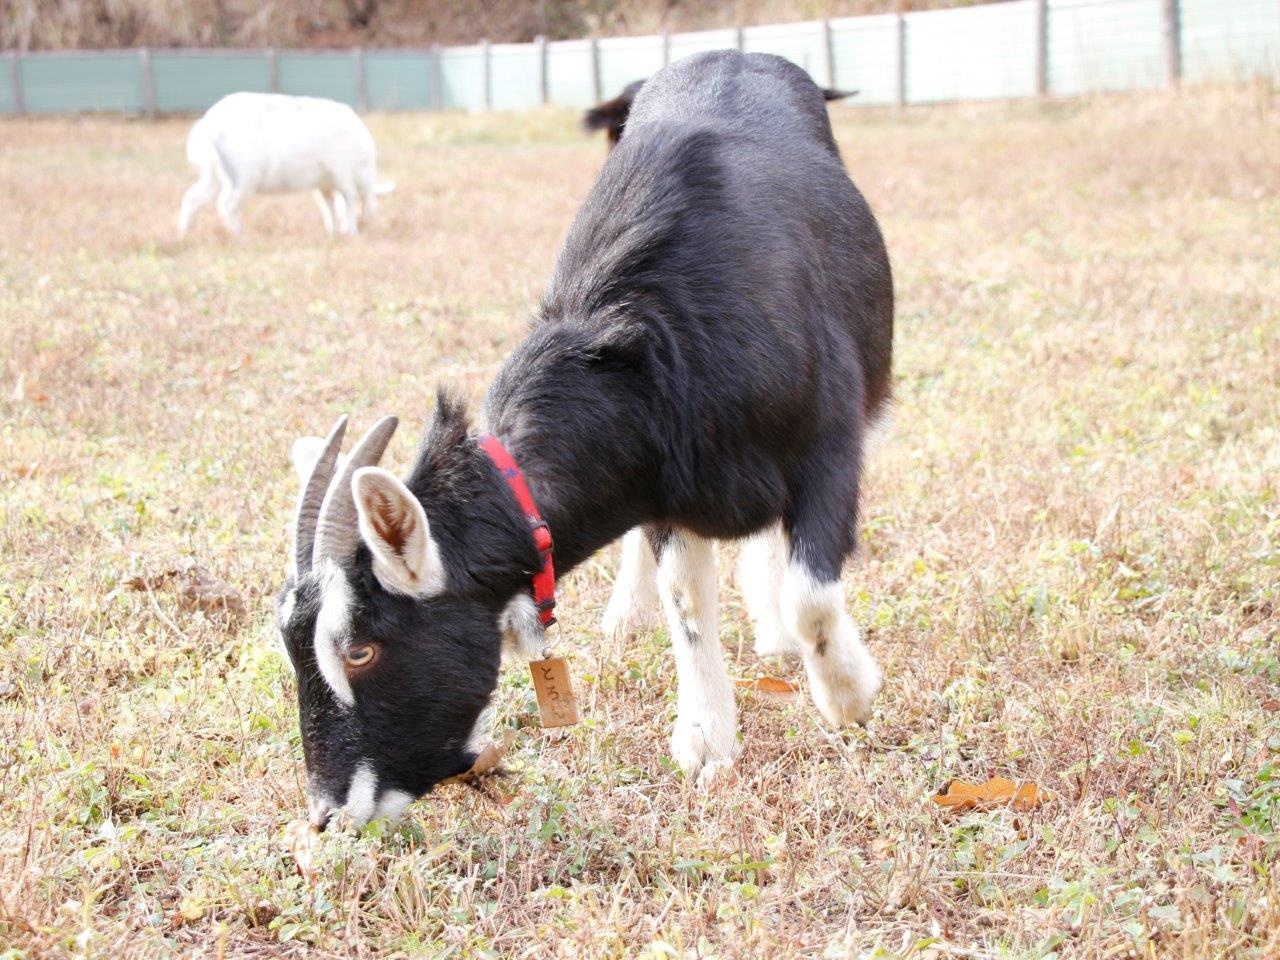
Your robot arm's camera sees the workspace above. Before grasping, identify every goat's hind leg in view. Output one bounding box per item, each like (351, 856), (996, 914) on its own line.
(602, 528), (659, 639)
(177, 169), (218, 238)
(654, 527), (739, 784)
(780, 463), (882, 726)
(737, 523), (804, 658)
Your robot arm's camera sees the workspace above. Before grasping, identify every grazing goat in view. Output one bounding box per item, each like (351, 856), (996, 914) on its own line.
(584, 77), (856, 150)
(178, 92), (393, 238)
(276, 50), (894, 828)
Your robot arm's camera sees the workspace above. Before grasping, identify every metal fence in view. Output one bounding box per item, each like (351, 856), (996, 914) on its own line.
(2, 0), (1277, 117)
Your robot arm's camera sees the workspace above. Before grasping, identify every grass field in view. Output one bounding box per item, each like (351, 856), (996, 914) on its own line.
(2, 84), (1279, 959)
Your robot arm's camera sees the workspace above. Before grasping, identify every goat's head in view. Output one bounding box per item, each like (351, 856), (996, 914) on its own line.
(275, 415), (500, 829)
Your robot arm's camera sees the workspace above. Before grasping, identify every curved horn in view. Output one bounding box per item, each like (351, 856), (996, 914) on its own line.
(293, 415), (348, 576)
(312, 415), (399, 566)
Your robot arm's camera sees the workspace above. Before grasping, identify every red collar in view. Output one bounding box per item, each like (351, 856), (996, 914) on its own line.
(477, 434), (557, 628)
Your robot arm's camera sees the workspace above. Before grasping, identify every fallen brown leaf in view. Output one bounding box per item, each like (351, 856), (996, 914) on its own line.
(1262, 699), (1280, 713)
(935, 776), (1051, 813)
(284, 819), (320, 881)
(11, 374), (49, 403)
(735, 675), (800, 695)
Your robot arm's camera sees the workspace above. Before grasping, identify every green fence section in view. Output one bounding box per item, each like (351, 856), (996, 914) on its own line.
(19, 51), (142, 114)
(366, 51), (435, 110)
(152, 51), (271, 112)
(2, 0), (1277, 117)
(278, 50), (360, 105)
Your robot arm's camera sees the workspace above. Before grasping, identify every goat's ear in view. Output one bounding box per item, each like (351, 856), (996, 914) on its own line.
(291, 436), (347, 485)
(351, 467), (445, 596)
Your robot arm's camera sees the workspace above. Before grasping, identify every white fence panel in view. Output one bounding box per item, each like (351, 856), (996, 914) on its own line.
(668, 28), (739, 62)
(1182, 0), (1280, 81)
(742, 20), (826, 82)
(599, 34), (665, 97)
(1048, 0), (1165, 94)
(830, 14), (901, 104)
(440, 45), (486, 111)
(906, 0), (1037, 103)
(547, 39), (596, 107)
(490, 42), (542, 111)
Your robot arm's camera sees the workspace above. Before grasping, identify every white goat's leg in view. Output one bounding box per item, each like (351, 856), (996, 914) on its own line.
(178, 169), (219, 239)
(602, 528), (659, 639)
(656, 529), (738, 784)
(216, 182), (245, 237)
(313, 189), (336, 234)
(780, 562), (881, 727)
(335, 180), (360, 236)
(736, 523), (804, 658)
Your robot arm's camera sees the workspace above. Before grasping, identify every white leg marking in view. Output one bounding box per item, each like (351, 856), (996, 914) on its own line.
(737, 524), (804, 658)
(499, 593), (546, 664)
(780, 563), (882, 726)
(657, 531), (739, 784)
(602, 528), (659, 639)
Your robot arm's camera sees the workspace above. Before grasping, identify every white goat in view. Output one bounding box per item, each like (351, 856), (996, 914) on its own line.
(178, 92), (394, 238)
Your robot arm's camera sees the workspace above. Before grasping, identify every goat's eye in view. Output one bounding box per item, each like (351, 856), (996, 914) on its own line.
(345, 645), (377, 669)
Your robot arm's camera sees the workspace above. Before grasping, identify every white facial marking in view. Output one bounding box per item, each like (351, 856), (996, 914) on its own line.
(273, 588), (298, 663)
(343, 762), (378, 827)
(314, 560), (355, 707)
(498, 593), (545, 663)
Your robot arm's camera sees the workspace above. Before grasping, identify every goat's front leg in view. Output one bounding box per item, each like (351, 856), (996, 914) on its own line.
(655, 528), (739, 784)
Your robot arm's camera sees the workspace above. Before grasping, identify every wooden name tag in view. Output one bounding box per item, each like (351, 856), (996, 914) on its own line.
(530, 655), (579, 728)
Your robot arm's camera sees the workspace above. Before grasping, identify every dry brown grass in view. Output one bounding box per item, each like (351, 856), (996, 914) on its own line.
(2, 82), (1279, 958)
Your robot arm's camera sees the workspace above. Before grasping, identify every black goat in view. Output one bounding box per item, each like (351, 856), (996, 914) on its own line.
(584, 76), (856, 150)
(276, 50), (893, 828)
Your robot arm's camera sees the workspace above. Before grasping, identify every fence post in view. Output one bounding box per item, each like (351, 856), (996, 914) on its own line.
(1033, 0), (1048, 96)
(431, 44), (444, 110)
(536, 35), (549, 105)
(819, 18), (835, 89)
(354, 46), (368, 110)
(735, 26), (745, 52)
(267, 48), (279, 93)
(894, 13), (907, 111)
(481, 39), (492, 111)
(661, 30), (670, 67)
(138, 47), (156, 117)
(1162, 0), (1181, 86)
(9, 51), (25, 116)
(589, 36), (601, 102)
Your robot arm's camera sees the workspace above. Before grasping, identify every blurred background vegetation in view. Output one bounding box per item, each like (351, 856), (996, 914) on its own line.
(3, 0), (982, 51)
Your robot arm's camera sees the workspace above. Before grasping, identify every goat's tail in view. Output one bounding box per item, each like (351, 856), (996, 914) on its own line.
(374, 181), (396, 196)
